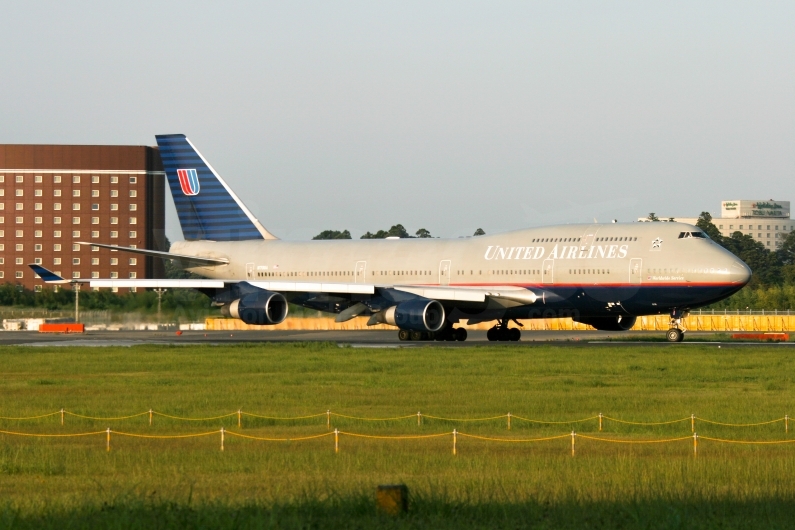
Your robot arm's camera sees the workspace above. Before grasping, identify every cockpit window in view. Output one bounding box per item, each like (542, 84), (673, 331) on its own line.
(678, 231), (708, 239)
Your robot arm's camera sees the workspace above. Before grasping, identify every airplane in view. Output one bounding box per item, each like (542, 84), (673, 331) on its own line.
(30, 134), (752, 342)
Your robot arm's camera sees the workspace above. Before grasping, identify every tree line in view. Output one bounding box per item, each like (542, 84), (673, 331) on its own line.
(313, 225), (486, 240)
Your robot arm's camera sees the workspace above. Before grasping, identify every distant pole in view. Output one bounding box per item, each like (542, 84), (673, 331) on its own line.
(154, 288), (167, 323)
(74, 283), (80, 322)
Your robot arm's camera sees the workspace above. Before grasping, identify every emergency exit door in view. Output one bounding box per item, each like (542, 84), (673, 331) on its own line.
(439, 260), (451, 286)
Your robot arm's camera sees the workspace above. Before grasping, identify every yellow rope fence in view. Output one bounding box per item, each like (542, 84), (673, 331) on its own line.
(0, 410), (790, 434)
(0, 428), (793, 456)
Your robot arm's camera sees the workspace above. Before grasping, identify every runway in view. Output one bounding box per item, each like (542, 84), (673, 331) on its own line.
(1, 329), (792, 347)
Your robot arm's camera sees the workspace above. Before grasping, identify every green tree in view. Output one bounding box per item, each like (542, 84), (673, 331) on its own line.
(312, 229), (352, 240)
(415, 228), (433, 238)
(361, 224), (412, 239)
(695, 212), (723, 242)
(473, 228), (486, 236)
(647, 213), (660, 222)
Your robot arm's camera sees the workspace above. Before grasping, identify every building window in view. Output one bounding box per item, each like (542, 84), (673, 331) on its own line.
(91, 258), (99, 265)
(92, 204), (99, 211)
(34, 203), (42, 210)
(15, 217), (22, 224)
(91, 190), (99, 197)
(34, 258), (42, 265)
(54, 217), (61, 224)
(35, 190), (42, 197)
(15, 176), (23, 183)
(129, 204), (137, 211)
(110, 231), (118, 238)
(15, 257), (23, 265)
(767, 225), (771, 230)
(110, 258), (118, 265)
(92, 245), (98, 252)
(54, 231), (61, 238)
(34, 244), (42, 251)
(129, 217), (137, 224)
(72, 244), (79, 251)
(15, 190), (23, 197)
(129, 176), (137, 184)
(34, 217), (42, 224)
(0, 204), (3, 210)
(34, 175), (43, 183)
(53, 258), (61, 265)
(73, 217), (80, 224)
(72, 231), (80, 238)
(53, 244), (61, 251)
(15, 271), (23, 279)
(110, 204), (118, 211)
(34, 285), (42, 292)
(54, 203), (61, 210)
(54, 176), (61, 183)
(15, 230), (22, 237)
(91, 217), (99, 224)
(0, 190), (3, 197)
(15, 203), (23, 210)
(739, 225), (743, 230)
(129, 272), (137, 279)
(111, 176), (119, 184)
(91, 272), (99, 278)
(0, 218), (4, 224)
(129, 258), (137, 265)
(129, 190), (137, 198)
(0, 272), (4, 278)
(72, 190), (80, 197)
(129, 244), (136, 249)
(110, 272), (118, 279)
(34, 231), (42, 238)
(54, 190), (61, 197)
(0, 258), (3, 264)
(91, 231), (99, 238)
(15, 244), (22, 251)
(72, 272), (80, 278)
(92, 176), (100, 184)
(129, 231), (137, 238)
(72, 175), (80, 183)
(72, 203), (80, 210)
(110, 190), (118, 197)
(110, 217), (118, 224)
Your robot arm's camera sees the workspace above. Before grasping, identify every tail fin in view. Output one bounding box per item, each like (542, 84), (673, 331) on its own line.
(155, 134), (277, 241)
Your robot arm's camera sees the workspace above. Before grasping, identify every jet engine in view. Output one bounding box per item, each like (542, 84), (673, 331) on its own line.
(221, 290), (288, 325)
(382, 299), (446, 332)
(573, 315), (636, 331)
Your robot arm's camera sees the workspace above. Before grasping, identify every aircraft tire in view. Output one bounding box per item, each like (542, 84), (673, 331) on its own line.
(666, 328), (683, 342)
(454, 327), (468, 341)
(509, 328), (521, 342)
(398, 330), (410, 341)
(410, 331), (424, 341)
(487, 327), (499, 341)
(498, 329), (510, 341)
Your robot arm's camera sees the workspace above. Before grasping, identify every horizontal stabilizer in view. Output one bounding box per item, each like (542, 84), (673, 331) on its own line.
(28, 265), (70, 284)
(76, 242), (228, 267)
(89, 279), (225, 288)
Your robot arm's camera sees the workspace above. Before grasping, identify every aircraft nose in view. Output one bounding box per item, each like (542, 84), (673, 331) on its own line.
(729, 261), (751, 285)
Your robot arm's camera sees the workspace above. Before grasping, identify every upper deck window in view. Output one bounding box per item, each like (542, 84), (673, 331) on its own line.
(678, 231), (708, 239)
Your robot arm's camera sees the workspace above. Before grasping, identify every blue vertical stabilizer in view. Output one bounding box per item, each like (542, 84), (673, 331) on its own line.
(156, 134), (275, 241)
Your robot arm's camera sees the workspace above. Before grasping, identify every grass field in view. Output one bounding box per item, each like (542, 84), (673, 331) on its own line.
(0, 341), (793, 528)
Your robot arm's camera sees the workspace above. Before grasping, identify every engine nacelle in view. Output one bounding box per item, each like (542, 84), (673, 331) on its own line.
(574, 315), (636, 331)
(383, 299), (446, 332)
(221, 290), (288, 325)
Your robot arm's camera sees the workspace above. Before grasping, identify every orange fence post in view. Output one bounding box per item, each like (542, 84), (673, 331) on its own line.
(693, 432), (698, 457)
(571, 431), (576, 456)
(786, 415), (789, 434)
(237, 409), (242, 428)
(691, 414), (695, 433)
(149, 409), (153, 426)
(106, 428), (111, 452)
(507, 413), (511, 430)
(453, 429), (457, 455)
(221, 427), (225, 451)
(417, 411), (422, 426)
(599, 413), (603, 432)
(60, 408), (64, 426)
(327, 410), (330, 430)
(334, 428), (339, 453)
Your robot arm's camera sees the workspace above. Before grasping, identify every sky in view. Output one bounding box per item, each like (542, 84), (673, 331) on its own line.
(1, 1), (793, 242)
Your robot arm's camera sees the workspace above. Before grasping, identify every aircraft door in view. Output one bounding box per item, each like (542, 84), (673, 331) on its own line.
(354, 261), (367, 283)
(246, 262), (254, 279)
(629, 258), (642, 284)
(439, 260), (451, 286)
(542, 259), (554, 284)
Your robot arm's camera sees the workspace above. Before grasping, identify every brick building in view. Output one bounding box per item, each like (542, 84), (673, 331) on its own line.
(0, 145), (166, 291)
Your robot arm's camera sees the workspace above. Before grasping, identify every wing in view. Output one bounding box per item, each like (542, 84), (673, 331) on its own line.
(75, 242), (228, 268)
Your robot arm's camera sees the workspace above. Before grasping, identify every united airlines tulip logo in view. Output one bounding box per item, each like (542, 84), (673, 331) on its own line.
(651, 237), (663, 249)
(177, 169), (200, 196)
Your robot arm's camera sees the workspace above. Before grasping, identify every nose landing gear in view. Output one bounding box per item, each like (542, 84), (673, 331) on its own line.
(666, 309), (688, 342)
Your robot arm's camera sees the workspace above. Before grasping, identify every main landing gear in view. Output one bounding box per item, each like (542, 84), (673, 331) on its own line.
(397, 327), (467, 342)
(487, 320), (522, 342)
(666, 309), (688, 342)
